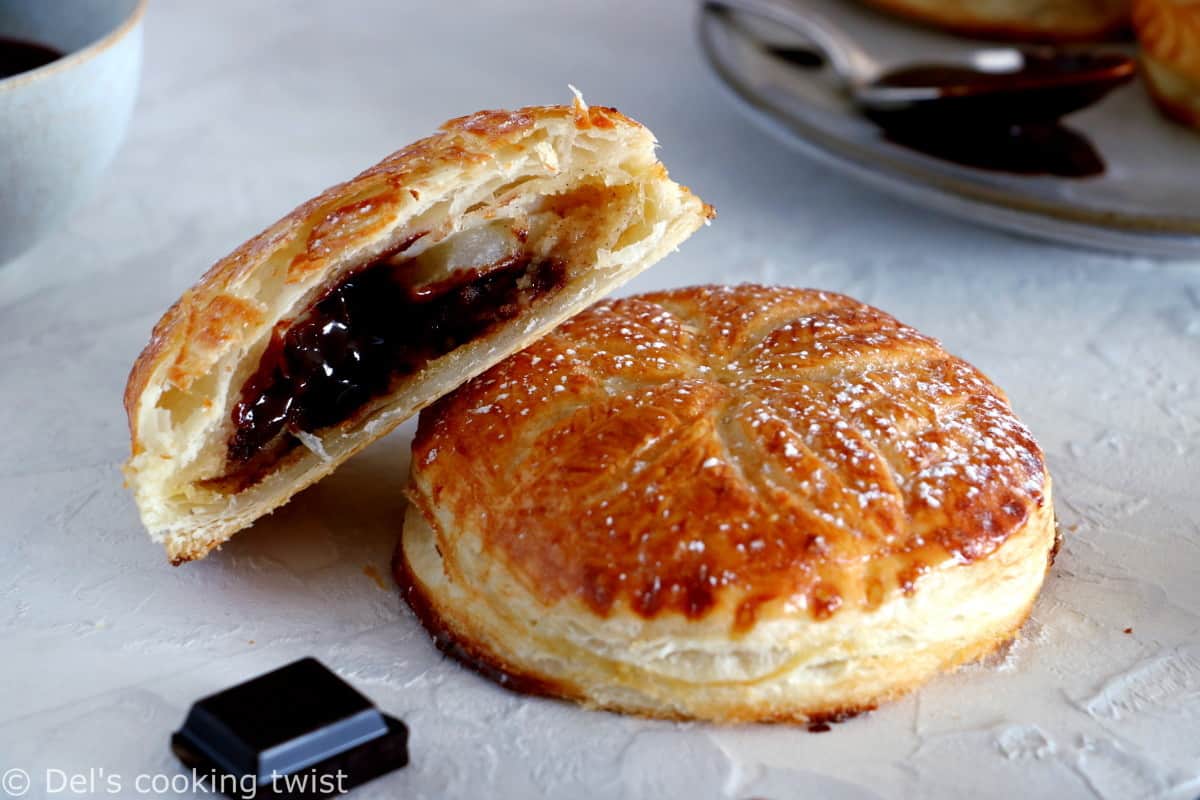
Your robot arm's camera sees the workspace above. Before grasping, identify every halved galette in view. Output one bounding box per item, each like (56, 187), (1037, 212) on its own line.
(124, 98), (711, 562)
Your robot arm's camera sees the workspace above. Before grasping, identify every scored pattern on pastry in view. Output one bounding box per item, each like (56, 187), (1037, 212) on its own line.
(414, 284), (1047, 628)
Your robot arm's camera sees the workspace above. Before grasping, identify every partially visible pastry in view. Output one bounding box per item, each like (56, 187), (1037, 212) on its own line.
(1134, 0), (1200, 128)
(861, 0), (1131, 41)
(397, 284), (1056, 723)
(124, 98), (711, 563)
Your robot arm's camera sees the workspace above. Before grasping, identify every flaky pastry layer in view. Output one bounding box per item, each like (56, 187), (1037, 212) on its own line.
(400, 498), (1054, 722)
(124, 99), (710, 562)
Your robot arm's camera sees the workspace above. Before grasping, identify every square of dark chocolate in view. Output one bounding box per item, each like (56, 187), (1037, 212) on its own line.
(172, 658), (407, 798)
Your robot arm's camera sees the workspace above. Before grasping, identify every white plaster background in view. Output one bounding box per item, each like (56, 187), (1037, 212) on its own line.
(1, 1), (1198, 798)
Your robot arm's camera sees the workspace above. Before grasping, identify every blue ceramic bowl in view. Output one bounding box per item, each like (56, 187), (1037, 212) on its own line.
(0, 0), (146, 264)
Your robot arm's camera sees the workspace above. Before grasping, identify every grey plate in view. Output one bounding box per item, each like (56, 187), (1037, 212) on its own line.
(699, 0), (1200, 258)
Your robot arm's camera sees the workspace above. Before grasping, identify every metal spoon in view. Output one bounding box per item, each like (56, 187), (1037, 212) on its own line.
(702, 0), (1136, 123)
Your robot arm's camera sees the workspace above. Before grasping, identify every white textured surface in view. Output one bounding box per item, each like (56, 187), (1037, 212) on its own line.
(1, 1), (1199, 798)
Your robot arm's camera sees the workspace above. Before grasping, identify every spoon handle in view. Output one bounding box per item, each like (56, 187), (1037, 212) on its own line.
(701, 0), (879, 87)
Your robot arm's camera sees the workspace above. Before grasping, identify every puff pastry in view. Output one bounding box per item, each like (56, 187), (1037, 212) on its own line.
(124, 99), (711, 563)
(1134, 0), (1200, 128)
(398, 284), (1056, 723)
(861, 0), (1130, 40)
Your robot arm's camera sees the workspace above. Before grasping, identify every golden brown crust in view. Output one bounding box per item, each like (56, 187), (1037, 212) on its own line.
(861, 0), (1131, 41)
(1134, 0), (1200, 128)
(402, 284), (1056, 722)
(123, 104), (637, 443)
(412, 285), (1046, 625)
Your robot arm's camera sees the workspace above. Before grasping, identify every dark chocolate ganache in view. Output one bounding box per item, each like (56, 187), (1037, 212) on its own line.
(0, 36), (63, 80)
(226, 250), (566, 471)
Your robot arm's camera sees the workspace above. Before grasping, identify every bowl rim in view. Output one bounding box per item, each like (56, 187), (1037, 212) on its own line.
(0, 0), (148, 91)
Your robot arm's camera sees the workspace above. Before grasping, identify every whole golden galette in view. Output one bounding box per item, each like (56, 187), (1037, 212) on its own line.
(124, 100), (711, 563)
(399, 284), (1056, 723)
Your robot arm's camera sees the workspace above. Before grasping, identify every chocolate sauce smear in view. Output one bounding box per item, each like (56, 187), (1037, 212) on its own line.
(762, 40), (1134, 177)
(867, 112), (1106, 177)
(864, 52), (1134, 177)
(227, 253), (566, 468)
(0, 36), (63, 80)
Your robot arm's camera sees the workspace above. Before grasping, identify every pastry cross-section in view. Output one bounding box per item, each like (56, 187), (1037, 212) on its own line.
(124, 100), (711, 562)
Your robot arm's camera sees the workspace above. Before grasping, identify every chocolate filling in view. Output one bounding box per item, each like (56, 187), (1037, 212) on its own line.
(223, 248), (567, 479)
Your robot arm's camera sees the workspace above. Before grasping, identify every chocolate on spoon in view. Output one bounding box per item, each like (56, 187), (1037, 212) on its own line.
(704, 0), (1137, 176)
